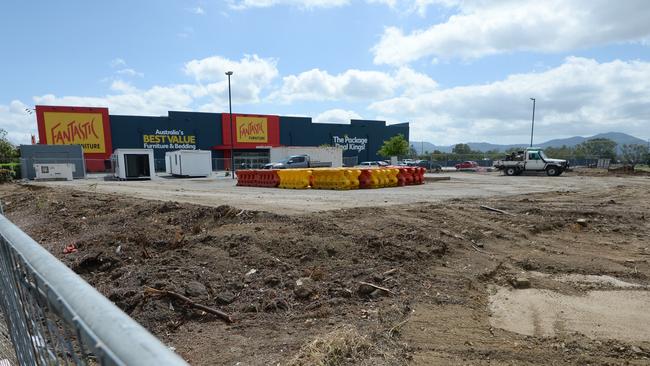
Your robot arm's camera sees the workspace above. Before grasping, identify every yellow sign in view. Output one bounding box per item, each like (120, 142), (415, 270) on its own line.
(236, 116), (268, 143)
(143, 129), (197, 149)
(43, 112), (106, 153)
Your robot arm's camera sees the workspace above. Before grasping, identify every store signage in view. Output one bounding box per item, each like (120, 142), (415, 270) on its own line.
(143, 129), (197, 149)
(43, 112), (107, 153)
(333, 135), (367, 152)
(236, 116), (268, 143)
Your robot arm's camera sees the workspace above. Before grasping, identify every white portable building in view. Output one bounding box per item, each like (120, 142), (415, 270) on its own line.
(112, 149), (155, 180)
(165, 150), (212, 177)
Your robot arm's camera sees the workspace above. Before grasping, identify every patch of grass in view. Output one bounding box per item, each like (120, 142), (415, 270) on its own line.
(289, 327), (373, 366)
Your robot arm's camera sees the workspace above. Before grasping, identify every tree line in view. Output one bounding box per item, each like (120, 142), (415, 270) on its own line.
(380, 134), (649, 165)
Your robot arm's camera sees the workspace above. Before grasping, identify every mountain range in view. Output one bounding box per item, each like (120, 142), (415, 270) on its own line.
(410, 132), (648, 153)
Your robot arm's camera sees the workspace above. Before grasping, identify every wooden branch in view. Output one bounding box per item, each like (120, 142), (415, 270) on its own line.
(144, 286), (233, 323)
(382, 268), (398, 276)
(358, 281), (395, 295)
(480, 205), (513, 216)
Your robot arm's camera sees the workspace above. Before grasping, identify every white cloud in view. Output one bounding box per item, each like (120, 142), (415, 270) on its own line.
(0, 100), (36, 144)
(229, 0), (349, 10)
(272, 66), (437, 103)
(313, 109), (362, 123)
(373, 0), (650, 64)
(370, 57), (650, 144)
(0, 54), (280, 142)
(116, 68), (144, 78)
(189, 6), (205, 14)
(109, 58), (127, 68)
(33, 84), (196, 117)
(184, 54), (279, 106)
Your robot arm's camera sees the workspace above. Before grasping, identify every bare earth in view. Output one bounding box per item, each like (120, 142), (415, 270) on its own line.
(29, 171), (646, 214)
(1, 171), (649, 365)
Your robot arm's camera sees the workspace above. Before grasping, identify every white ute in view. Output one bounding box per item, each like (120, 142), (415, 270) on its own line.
(493, 148), (569, 176)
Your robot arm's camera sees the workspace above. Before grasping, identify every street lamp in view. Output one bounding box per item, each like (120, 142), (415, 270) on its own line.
(226, 71), (234, 179)
(529, 97), (536, 147)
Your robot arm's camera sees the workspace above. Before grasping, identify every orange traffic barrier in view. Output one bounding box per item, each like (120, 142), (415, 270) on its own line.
(256, 170), (280, 187)
(236, 170), (256, 186)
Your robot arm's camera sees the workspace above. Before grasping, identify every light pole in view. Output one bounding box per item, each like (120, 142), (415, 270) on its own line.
(226, 71), (234, 179)
(529, 97), (536, 147)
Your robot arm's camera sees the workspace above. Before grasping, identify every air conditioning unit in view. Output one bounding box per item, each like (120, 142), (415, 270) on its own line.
(33, 164), (74, 181)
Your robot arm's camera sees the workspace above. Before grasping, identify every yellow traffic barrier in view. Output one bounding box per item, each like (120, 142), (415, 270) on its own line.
(311, 168), (360, 190)
(277, 169), (311, 189)
(344, 169), (361, 189)
(386, 168), (399, 187)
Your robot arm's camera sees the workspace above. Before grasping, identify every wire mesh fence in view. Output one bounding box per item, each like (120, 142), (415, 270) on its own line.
(0, 213), (187, 366)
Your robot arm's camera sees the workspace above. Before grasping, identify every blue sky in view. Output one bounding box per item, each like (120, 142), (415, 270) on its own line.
(1, 0), (649, 145)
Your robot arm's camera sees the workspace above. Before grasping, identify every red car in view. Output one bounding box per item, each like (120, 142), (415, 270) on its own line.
(455, 161), (478, 170)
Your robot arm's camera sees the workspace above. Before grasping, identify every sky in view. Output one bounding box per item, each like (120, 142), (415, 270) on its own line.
(1, 0), (649, 145)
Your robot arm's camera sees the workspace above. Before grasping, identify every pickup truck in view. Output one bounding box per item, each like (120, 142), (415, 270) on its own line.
(493, 148), (569, 176)
(263, 154), (332, 169)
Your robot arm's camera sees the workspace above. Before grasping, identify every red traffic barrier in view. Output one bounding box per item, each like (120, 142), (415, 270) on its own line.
(255, 170), (280, 187)
(236, 170), (256, 186)
(358, 169), (372, 189)
(236, 169), (279, 187)
(413, 167), (425, 184)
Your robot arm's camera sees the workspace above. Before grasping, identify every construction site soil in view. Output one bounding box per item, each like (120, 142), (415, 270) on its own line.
(1, 177), (649, 365)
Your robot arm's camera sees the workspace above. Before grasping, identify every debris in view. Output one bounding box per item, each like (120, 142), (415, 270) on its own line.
(357, 283), (376, 296)
(144, 286), (233, 323)
(631, 345), (645, 354)
(480, 205), (513, 216)
(63, 243), (78, 254)
(358, 281), (395, 296)
(294, 277), (315, 299)
(245, 268), (257, 277)
(216, 291), (236, 305)
(185, 281), (208, 297)
(512, 277), (531, 289)
(382, 268), (398, 276)
(576, 218), (588, 227)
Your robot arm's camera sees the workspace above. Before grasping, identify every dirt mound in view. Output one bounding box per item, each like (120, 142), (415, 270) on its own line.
(1, 181), (649, 365)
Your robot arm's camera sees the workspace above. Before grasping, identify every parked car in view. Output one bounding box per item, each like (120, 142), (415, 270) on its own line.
(455, 161), (478, 170)
(263, 154), (332, 169)
(359, 161), (389, 167)
(413, 160), (442, 172)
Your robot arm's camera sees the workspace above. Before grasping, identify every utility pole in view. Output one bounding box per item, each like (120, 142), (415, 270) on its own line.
(530, 98), (536, 147)
(226, 71), (234, 179)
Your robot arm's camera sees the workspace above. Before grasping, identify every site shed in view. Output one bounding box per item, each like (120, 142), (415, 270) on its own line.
(19, 144), (86, 180)
(112, 148), (155, 180)
(165, 150), (212, 177)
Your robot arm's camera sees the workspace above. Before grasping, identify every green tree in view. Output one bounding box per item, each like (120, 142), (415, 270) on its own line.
(378, 134), (410, 158)
(452, 143), (472, 155)
(575, 138), (617, 159)
(620, 144), (649, 165)
(0, 129), (18, 162)
(544, 145), (575, 160)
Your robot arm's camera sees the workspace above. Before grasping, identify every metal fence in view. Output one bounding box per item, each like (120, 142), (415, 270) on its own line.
(0, 213), (188, 366)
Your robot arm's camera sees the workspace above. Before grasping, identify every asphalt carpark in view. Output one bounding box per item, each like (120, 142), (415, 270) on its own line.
(29, 171), (648, 215)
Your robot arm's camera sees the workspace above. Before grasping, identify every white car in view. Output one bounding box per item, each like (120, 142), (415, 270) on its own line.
(359, 161), (389, 167)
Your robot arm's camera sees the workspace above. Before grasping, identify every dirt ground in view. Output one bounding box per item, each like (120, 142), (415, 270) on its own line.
(1, 173), (649, 365)
(31, 171), (647, 214)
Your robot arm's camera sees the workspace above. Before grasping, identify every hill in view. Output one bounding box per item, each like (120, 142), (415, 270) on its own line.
(411, 132), (647, 153)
